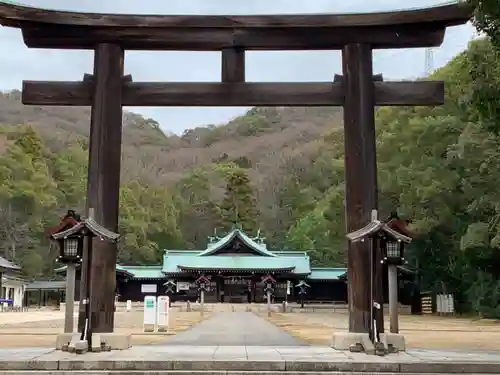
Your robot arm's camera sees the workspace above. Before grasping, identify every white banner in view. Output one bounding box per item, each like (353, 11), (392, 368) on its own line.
(141, 284), (157, 293)
(177, 281), (190, 291)
(157, 295), (170, 332)
(143, 296), (157, 332)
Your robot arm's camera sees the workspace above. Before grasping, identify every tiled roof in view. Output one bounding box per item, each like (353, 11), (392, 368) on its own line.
(163, 253), (311, 274)
(0, 256), (20, 271)
(198, 229), (276, 257)
(55, 264), (134, 278)
(51, 227), (352, 280)
(51, 218), (120, 241)
(26, 280), (66, 290)
(346, 220), (412, 243)
(308, 268), (346, 280)
(119, 265), (164, 279)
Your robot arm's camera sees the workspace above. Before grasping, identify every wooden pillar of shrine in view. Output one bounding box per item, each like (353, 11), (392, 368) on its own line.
(78, 43), (124, 333)
(221, 48), (245, 82)
(342, 43), (379, 334)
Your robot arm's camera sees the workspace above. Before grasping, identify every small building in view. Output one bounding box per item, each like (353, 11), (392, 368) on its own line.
(0, 256), (24, 308)
(24, 280), (66, 308)
(2, 274), (25, 308)
(54, 228), (416, 304)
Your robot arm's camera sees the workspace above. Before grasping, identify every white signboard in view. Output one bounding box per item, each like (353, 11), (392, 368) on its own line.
(143, 296), (157, 332)
(126, 300), (132, 312)
(157, 295), (170, 332)
(141, 284), (157, 293)
(177, 282), (190, 292)
(436, 293), (455, 314)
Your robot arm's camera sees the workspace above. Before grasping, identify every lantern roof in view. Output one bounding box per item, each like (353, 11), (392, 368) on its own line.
(346, 219), (412, 244)
(50, 217), (120, 242)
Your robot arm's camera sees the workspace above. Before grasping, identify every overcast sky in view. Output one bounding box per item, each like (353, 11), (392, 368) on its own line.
(0, 0), (475, 134)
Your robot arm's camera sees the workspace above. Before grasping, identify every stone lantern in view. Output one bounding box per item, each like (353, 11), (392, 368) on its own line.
(346, 212), (413, 353)
(50, 212), (120, 351)
(295, 280), (310, 308)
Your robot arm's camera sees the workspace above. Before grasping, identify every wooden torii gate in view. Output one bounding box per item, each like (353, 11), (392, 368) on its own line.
(0, 1), (472, 335)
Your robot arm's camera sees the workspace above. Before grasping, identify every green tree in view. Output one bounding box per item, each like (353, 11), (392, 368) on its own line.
(13, 125), (45, 160)
(218, 165), (260, 233)
(174, 167), (222, 248)
(473, 0), (500, 48)
(119, 181), (185, 264)
(465, 38), (500, 134)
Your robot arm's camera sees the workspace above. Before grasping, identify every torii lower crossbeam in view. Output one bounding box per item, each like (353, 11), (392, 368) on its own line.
(22, 80), (444, 107)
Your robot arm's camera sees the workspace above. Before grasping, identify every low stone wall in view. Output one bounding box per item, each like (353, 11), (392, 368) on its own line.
(287, 303), (411, 314)
(59, 301), (171, 313)
(60, 301), (412, 314)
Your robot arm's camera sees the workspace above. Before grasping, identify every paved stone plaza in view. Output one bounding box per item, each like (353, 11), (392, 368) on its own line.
(0, 312), (499, 373)
(0, 345), (500, 373)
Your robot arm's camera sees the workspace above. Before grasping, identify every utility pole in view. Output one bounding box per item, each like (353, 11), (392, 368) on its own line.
(424, 48), (434, 76)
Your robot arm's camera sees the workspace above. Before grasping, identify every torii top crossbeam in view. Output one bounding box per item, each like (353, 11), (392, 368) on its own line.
(0, 1), (473, 50)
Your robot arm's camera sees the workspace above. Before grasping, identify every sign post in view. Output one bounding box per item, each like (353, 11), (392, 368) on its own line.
(157, 296), (170, 332)
(143, 296), (157, 332)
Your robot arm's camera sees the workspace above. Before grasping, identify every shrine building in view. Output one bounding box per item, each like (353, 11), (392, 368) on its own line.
(55, 227), (417, 305)
(56, 228), (348, 303)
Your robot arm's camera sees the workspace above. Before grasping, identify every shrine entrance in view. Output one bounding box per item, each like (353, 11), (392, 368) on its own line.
(221, 277), (251, 303)
(0, 1), (472, 337)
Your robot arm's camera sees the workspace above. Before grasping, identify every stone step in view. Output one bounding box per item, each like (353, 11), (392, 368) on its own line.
(0, 359), (499, 374)
(2, 344), (499, 374)
(0, 372), (499, 375)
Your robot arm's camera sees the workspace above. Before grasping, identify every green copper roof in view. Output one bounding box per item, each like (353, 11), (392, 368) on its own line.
(54, 264), (159, 279)
(308, 268), (346, 280)
(54, 260), (345, 280)
(55, 263), (134, 277)
(198, 229), (276, 257)
(119, 265), (163, 279)
(162, 253), (311, 274)
(52, 227), (344, 280)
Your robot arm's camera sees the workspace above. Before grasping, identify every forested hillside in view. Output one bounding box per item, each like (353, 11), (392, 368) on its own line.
(1, 37), (500, 316)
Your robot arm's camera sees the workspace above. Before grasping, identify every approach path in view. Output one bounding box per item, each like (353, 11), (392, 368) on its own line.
(164, 312), (307, 346)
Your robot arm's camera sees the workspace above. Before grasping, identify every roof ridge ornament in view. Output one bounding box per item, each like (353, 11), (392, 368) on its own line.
(251, 227), (266, 245)
(207, 227), (221, 244)
(231, 221), (243, 231)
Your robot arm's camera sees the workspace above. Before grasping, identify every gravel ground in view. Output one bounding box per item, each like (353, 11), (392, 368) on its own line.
(260, 312), (500, 351)
(0, 311), (203, 329)
(0, 311), (210, 347)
